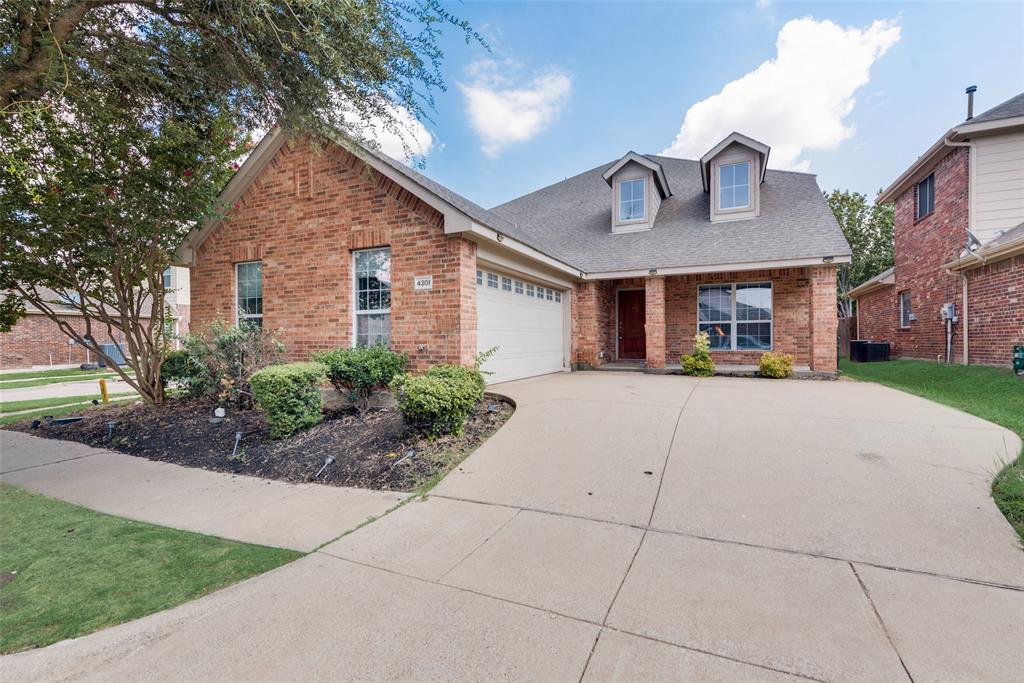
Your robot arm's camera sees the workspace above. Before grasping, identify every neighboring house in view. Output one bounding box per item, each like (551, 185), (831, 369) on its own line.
(0, 268), (188, 370)
(849, 89), (1024, 367)
(178, 128), (850, 383)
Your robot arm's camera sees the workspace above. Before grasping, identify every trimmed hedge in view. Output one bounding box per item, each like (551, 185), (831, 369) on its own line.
(313, 345), (408, 412)
(759, 351), (794, 378)
(250, 362), (326, 438)
(392, 364), (485, 437)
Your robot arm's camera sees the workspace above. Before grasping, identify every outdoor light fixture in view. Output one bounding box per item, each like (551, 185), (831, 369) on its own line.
(822, 256), (835, 263)
(649, 268), (658, 275)
(496, 233), (505, 242)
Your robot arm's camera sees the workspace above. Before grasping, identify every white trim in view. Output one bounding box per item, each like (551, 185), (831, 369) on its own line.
(616, 177), (647, 224)
(352, 247), (392, 347)
(466, 223), (582, 279)
(601, 151), (671, 198)
(898, 290), (912, 329)
(697, 281), (773, 352)
(234, 261), (263, 326)
(586, 255), (849, 280)
(717, 160), (752, 212)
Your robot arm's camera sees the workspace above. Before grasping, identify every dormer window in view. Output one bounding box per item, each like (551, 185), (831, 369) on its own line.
(719, 161), (750, 210)
(619, 178), (646, 222)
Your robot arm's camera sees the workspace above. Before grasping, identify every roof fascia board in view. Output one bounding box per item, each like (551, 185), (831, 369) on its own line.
(846, 276), (896, 299)
(465, 223), (583, 279)
(943, 237), (1024, 271)
(953, 114), (1024, 137)
(602, 152), (671, 197)
(584, 255), (851, 280)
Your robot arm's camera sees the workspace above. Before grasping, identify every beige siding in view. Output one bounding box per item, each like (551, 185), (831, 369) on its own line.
(972, 131), (1024, 243)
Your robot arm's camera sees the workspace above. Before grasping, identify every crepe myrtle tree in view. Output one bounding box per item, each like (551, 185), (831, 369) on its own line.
(1, 0), (482, 160)
(0, 80), (246, 403)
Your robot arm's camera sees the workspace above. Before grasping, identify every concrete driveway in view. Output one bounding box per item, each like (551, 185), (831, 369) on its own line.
(4, 373), (1023, 682)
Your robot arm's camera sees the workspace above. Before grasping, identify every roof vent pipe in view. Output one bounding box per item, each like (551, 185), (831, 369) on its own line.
(965, 85), (977, 120)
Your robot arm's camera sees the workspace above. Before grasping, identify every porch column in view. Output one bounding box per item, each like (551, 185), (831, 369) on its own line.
(809, 265), (838, 373)
(645, 276), (667, 369)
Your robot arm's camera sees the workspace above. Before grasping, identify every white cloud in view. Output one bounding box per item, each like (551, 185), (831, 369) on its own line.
(661, 17), (901, 171)
(459, 58), (572, 157)
(341, 104), (434, 163)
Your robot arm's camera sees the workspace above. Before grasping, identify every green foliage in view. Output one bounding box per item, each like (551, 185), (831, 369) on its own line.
(392, 364), (485, 437)
(181, 320), (284, 408)
(160, 351), (191, 386)
(313, 345), (408, 412)
(0, 483), (299, 654)
(250, 362), (326, 439)
(824, 189), (895, 317)
(681, 331), (716, 377)
(759, 351), (794, 378)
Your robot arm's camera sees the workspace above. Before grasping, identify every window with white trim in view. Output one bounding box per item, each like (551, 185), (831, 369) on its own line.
(353, 247), (391, 347)
(162, 268), (172, 289)
(718, 161), (750, 210)
(476, 270), (483, 285)
(526, 283), (535, 297)
(554, 291), (561, 303)
(514, 280), (524, 295)
(545, 288), (553, 301)
(501, 276), (512, 292)
(618, 178), (646, 221)
(698, 282), (772, 350)
(236, 261), (263, 327)
(487, 272), (498, 288)
(899, 290), (912, 328)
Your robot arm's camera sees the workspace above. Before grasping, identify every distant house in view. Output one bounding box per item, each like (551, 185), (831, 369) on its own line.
(0, 268), (189, 370)
(848, 89), (1024, 367)
(180, 127), (850, 382)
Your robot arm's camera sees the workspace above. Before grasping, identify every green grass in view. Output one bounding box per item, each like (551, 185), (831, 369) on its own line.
(0, 368), (114, 381)
(0, 397), (139, 425)
(0, 484), (301, 654)
(0, 373), (118, 390)
(0, 392), (137, 414)
(840, 358), (1024, 543)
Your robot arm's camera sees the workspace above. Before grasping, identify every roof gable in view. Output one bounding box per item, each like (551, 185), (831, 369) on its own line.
(699, 132), (770, 191)
(601, 151), (671, 199)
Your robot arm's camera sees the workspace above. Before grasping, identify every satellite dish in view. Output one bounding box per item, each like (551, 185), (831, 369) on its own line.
(966, 230), (982, 251)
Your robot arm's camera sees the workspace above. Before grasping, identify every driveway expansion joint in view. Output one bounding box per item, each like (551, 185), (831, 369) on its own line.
(849, 562), (916, 683)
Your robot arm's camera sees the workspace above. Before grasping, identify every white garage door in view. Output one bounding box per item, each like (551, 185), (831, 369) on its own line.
(476, 267), (566, 384)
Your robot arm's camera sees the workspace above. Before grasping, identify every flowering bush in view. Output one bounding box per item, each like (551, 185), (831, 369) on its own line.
(681, 331), (716, 377)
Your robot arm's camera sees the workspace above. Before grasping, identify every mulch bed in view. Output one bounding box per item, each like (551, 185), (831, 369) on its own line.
(8, 396), (513, 492)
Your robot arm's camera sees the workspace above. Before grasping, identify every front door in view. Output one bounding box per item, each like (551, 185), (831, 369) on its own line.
(618, 289), (646, 359)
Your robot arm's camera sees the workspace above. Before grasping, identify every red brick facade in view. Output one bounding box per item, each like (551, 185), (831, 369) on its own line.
(855, 285), (897, 343)
(190, 137), (477, 371)
(855, 144), (1021, 367)
(572, 266), (839, 373)
(963, 254), (1024, 366)
(0, 314), (134, 369)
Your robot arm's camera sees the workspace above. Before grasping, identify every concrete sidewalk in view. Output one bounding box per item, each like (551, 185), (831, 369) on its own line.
(0, 431), (404, 551)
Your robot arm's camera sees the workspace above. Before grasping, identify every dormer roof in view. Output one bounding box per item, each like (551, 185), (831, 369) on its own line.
(601, 151), (671, 199)
(699, 132), (771, 192)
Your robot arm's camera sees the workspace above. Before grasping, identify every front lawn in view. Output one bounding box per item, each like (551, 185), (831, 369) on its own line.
(0, 372), (118, 390)
(840, 358), (1024, 543)
(0, 397), (139, 426)
(0, 484), (300, 653)
(0, 392), (136, 414)
(0, 368), (114, 382)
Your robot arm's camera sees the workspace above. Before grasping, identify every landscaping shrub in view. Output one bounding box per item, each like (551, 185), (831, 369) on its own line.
(681, 331), (715, 377)
(312, 344), (408, 412)
(392, 363), (485, 437)
(759, 351), (794, 378)
(250, 362), (326, 438)
(182, 319), (285, 408)
(159, 350), (191, 386)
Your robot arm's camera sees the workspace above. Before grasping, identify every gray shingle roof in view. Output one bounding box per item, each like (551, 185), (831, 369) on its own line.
(986, 220), (1024, 248)
(489, 155), (851, 273)
(968, 92), (1024, 124)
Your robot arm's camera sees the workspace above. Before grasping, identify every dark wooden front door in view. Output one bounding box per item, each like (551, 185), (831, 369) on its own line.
(618, 290), (646, 359)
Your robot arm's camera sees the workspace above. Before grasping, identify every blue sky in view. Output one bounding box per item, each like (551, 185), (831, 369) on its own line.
(384, 1), (1023, 208)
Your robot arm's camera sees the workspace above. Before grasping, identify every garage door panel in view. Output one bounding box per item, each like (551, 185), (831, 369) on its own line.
(476, 269), (566, 384)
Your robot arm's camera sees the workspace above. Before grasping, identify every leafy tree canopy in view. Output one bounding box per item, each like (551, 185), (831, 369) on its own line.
(825, 189), (895, 317)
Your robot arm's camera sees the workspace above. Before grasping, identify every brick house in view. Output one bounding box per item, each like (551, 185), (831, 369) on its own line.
(849, 89), (1024, 367)
(0, 275), (188, 370)
(179, 129), (850, 383)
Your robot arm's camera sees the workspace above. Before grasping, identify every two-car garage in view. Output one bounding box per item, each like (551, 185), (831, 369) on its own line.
(475, 264), (568, 384)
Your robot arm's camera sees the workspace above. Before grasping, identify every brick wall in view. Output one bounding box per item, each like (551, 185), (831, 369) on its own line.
(644, 276), (666, 368)
(190, 137), (477, 370)
(0, 314), (134, 369)
(855, 286), (897, 345)
(964, 254), (1024, 367)
(890, 147), (968, 362)
(572, 266), (838, 372)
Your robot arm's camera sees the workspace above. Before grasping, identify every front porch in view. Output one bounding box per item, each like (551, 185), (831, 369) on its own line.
(572, 266), (838, 374)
